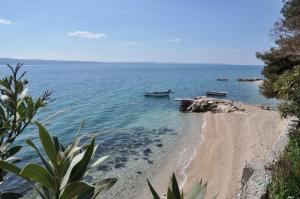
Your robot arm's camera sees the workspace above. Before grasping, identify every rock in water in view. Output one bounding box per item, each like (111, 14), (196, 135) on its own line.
(188, 97), (246, 113)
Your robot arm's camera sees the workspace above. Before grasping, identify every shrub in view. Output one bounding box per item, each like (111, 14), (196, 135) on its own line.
(0, 64), (51, 184)
(267, 128), (300, 199)
(0, 122), (117, 199)
(147, 173), (216, 199)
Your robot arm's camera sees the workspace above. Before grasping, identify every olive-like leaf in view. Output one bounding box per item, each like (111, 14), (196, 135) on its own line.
(20, 164), (55, 190)
(60, 181), (95, 199)
(170, 173), (180, 198)
(0, 160), (21, 176)
(6, 146), (22, 157)
(90, 156), (109, 168)
(35, 122), (58, 168)
(25, 139), (53, 174)
(69, 138), (95, 182)
(92, 178), (117, 198)
(147, 179), (161, 199)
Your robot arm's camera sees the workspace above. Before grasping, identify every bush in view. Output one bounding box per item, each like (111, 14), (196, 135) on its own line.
(0, 122), (117, 199)
(0, 64), (51, 184)
(267, 127), (300, 199)
(147, 173), (216, 199)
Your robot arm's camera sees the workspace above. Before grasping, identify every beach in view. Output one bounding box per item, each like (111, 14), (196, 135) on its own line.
(0, 64), (279, 198)
(182, 104), (289, 199)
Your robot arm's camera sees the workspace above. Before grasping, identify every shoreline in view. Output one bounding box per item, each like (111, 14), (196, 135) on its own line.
(143, 113), (204, 198)
(181, 103), (289, 198)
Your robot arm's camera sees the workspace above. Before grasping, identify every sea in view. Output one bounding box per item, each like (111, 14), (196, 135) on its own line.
(0, 62), (277, 198)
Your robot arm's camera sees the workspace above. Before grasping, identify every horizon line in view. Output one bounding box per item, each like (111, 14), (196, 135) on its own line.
(0, 57), (262, 66)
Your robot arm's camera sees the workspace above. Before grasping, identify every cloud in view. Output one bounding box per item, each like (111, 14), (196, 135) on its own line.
(67, 31), (106, 39)
(121, 42), (142, 46)
(166, 38), (181, 43)
(0, 18), (12, 25)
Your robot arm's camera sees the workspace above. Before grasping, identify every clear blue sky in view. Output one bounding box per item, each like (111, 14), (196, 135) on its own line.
(0, 0), (282, 64)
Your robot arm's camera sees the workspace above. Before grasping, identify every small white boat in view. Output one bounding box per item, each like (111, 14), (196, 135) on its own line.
(144, 90), (173, 97)
(206, 91), (227, 96)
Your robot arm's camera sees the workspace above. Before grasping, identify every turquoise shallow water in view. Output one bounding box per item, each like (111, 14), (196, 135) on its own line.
(0, 63), (276, 196)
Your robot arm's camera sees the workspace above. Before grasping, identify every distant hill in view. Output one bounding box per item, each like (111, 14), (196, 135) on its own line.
(0, 58), (102, 65)
(0, 58), (260, 67)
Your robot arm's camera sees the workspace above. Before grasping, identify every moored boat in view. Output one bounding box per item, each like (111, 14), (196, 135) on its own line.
(206, 91), (227, 96)
(217, 78), (229, 81)
(144, 90), (173, 97)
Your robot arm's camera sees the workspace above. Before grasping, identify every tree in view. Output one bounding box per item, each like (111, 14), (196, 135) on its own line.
(0, 64), (51, 184)
(257, 0), (300, 117)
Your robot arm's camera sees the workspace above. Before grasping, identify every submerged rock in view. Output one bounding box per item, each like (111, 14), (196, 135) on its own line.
(143, 148), (152, 155)
(114, 163), (126, 169)
(147, 160), (153, 164)
(156, 144), (163, 147)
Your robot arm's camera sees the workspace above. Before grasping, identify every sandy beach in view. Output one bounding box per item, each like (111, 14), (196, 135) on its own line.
(182, 104), (289, 199)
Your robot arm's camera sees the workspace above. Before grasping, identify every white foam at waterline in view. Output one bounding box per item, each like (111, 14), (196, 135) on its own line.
(178, 118), (207, 189)
(178, 147), (198, 189)
(202, 120), (207, 130)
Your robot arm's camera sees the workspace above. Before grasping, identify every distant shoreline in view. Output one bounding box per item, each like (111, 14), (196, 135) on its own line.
(0, 57), (262, 67)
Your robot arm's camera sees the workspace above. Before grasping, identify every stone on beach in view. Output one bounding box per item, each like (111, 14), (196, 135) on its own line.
(187, 97), (246, 113)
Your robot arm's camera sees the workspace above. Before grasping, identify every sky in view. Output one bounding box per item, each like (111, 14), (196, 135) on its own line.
(0, 0), (283, 65)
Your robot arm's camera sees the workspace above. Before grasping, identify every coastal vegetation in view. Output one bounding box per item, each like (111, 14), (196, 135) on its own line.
(257, 0), (300, 198)
(147, 173), (214, 199)
(0, 64), (51, 185)
(0, 64), (216, 199)
(0, 122), (117, 198)
(0, 65), (116, 198)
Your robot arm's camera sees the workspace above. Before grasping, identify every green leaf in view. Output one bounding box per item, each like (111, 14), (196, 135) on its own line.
(59, 181), (95, 199)
(35, 122), (58, 168)
(69, 138), (95, 182)
(147, 179), (161, 199)
(61, 151), (85, 189)
(25, 139), (53, 174)
(186, 180), (207, 199)
(57, 157), (71, 179)
(92, 178), (117, 198)
(65, 122), (84, 158)
(170, 173), (181, 198)
(0, 160), (21, 176)
(167, 188), (177, 199)
(7, 146), (22, 157)
(90, 156), (109, 168)
(20, 164), (55, 190)
(0, 192), (23, 199)
(52, 136), (61, 153)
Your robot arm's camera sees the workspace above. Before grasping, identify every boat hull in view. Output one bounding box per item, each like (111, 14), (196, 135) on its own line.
(217, 78), (229, 81)
(206, 91), (227, 96)
(144, 92), (170, 97)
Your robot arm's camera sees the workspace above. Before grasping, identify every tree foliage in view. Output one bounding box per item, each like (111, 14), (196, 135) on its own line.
(258, 1), (300, 198)
(0, 64), (51, 184)
(257, 0), (300, 117)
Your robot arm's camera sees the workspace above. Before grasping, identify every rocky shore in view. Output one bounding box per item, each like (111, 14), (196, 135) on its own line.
(182, 96), (271, 113)
(238, 78), (263, 82)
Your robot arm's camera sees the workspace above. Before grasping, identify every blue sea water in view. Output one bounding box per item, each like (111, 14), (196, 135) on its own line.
(0, 62), (277, 197)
